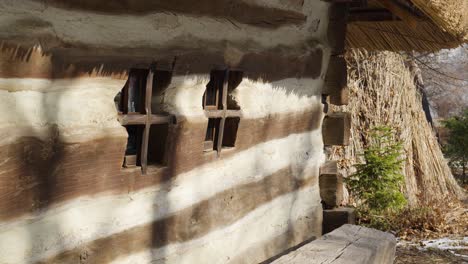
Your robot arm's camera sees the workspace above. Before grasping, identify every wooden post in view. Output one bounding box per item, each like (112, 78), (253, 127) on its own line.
(216, 69), (229, 157)
(325, 56), (348, 105)
(141, 70), (154, 174)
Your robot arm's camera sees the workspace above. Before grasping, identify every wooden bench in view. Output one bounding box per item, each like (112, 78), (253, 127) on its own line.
(271, 224), (396, 264)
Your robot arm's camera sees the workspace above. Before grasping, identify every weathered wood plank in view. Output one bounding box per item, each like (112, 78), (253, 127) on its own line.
(322, 112), (351, 146)
(319, 160), (338, 175)
(272, 224), (396, 264)
(323, 208), (356, 234)
(118, 114), (173, 125)
(0, 110), (323, 221)
(327, 4), (349, 55)
(141, 70), (154, 174)
(325, 55), (348, 105)
(215, 70), (229, 156)
(319, 173), (344, 209)
(204, 110), (242, 118)
(0, 43), (323, 82)
(31, 0), (307, 28)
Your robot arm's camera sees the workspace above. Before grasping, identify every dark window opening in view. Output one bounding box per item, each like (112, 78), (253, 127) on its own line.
(203, 70), (226, 110)
(123, 125), (144, 168)
(152, 70), (172, 96)
(227, 70), (243, 110)
(148, 123), (169, 166)
(202, 68), (243, 156)
(204, 118), (220, 152)
(116, 67), (175, 174)
(222, 117), (240, 148)
(116, 69), (148, 114)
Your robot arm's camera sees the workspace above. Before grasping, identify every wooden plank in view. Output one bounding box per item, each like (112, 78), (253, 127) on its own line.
(123, 155), (137, 168)
(141, 69), (154, 174)
(36, 0), (307, 29)
(322, 112), (351, 146)
(149, 114), (173, 124)
(203, 141), (214, 152)
(226, 110), (242, 118)
(216, 69), (229, 156)
(205, 110), (242, 118)
(272, 224), (396, 264)
(204, 110), (224, 118)
(319, 173), (344, 209)
(327, 13), (348, 55)
(118, 114), (172, 125)
(376, 0), (420, 28)
(118, 114), (146, 125)
(320, 160), (339, 175)
(325, 55), (348, 105)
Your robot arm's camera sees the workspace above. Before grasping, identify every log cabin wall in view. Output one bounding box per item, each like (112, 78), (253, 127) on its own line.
(0, 0), (335, 263)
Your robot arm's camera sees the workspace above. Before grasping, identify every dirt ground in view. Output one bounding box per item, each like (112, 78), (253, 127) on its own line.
(395, 245), (467, 264)
(395, 194), (467, 264)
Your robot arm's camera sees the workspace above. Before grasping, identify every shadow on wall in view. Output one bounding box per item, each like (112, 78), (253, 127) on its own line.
(1, 44), (322, 263)
(0, 44), (129, 262)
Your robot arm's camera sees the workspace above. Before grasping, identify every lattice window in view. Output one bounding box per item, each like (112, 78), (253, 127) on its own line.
(116, 67), (174, 174)
(203, 69), (243, 155)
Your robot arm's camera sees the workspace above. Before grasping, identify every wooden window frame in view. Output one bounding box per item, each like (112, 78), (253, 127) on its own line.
(203, 68), (242, 156)
(118, 67), (174, 174)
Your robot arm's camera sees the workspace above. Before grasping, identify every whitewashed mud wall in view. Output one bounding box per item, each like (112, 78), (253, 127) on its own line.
(0, 0), (333, 263)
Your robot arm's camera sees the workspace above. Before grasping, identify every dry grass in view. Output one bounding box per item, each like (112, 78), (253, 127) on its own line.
(393, 199), (467, 241)
(328, 49), (466, 206)
(346, 21), (461, 52)
(346, 0), (467, 52)
(409, 0), (468, 41)
(395, 245), (466, 264)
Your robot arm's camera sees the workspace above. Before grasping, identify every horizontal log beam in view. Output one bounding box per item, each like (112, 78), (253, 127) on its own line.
(327, 4), (348, 55)
(118, 114), (173, 125)
(31, 0), (306, 29)
(320, 160), (338, 175)
(324, 55), (349, 105)
(204, 110), (242, 118)
(322, 112), (351, 146)
(0, 110), (323, 221)
(319, 173), (344, 209)
(0, 43), (323, 82)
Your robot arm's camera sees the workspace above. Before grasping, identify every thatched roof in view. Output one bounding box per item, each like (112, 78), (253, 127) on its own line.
(410, 0), (467, 41)
(346, 0), (467, 52)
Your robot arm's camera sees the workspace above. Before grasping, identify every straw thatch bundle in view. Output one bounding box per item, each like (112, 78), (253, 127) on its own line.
(410, 0), (468, 41)
(346, 0), (467, 52)
(346, 21), (460, 52)
(328, 49), (466, 206)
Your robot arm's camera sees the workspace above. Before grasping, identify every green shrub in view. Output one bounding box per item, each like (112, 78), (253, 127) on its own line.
(346, 126), (407, 212)
(442, 109), (468, 184)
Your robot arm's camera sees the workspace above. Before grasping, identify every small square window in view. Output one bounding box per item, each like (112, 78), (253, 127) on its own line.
(116, 67), (174, 174)
(202, 68), (242, 156)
